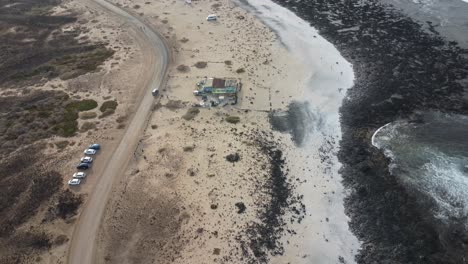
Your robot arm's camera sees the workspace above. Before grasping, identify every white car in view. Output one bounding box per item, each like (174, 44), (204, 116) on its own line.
(73, 172), (87, 179)
(80, 156), (93, 163)
(84, 149), (97, 155)
(68, 179), (81, 186)
(206, 14), (217, 21)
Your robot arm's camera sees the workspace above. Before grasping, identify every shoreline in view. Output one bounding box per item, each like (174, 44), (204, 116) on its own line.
(267, 0), (468, 262)
(237, 0), (361, 263)
(94, 0), (360, 263)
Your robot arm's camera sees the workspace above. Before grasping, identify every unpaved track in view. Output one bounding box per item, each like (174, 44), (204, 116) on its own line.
(67, 1), (169, 263)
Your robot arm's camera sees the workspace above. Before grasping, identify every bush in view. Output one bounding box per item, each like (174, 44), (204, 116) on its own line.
(55, 140), (69, 150)
(80, 121), (96, 132)
(225, 116), (240, 124)
(100, 100), (118, 112)
(80, 111), (97, 120)
(224, 60), (232, 66)
(66, 99), (98, 112)
(77, 99), (98, 111)
(99, 109), (115, 118)
(236, 68), (245, 73)
(183, 146), (195, 152)
(194, 61), (207, 69)
(56, 190), (82, 219)
(116, 116), (126, 123)
(182, 108), (200, 120)
(165, 100), (184, 110)
(176, 64), (190, 72)
(54, 108), (78, 137)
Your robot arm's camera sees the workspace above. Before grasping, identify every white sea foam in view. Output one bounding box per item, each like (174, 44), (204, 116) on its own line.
(372, 113), (468, 224)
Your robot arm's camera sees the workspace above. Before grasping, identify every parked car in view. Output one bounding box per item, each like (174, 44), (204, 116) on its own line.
(76, 163), (92, 170)
(68, 179), (81, 186)
(206, 14), (217, 21)
(84, 149), (97, 155)
(73, 172), (87, 179)
(88, 144), (101, 150)
(152, 88), (159, 96)
(80, 156), (93, 163)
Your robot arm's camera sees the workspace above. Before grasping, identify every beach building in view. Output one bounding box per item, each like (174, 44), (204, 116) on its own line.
(194, 77), (240, 106)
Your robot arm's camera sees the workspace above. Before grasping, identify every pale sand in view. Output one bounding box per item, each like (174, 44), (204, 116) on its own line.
(87, 0), (361, 264)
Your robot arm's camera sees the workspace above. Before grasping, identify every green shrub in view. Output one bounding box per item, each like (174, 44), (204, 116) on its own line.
(100, 100), (118, 112)
(67, 99), (98, 112)
(53, 109), (78, 137)
(225, 116), (240, 124)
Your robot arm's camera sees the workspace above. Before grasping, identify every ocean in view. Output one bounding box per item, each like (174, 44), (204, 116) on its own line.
(264, 0), (468, 262)
(372, 112), (468, 223)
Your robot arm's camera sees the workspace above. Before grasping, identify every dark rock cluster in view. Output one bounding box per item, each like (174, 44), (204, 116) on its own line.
(271, 0), (468, 263)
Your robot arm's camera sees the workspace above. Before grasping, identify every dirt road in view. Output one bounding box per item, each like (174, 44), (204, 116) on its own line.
(67, 1), (169, 263)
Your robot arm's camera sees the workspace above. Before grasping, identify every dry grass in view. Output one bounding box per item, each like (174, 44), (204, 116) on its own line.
(80, 111), (97, 120)
(182, 108), (200, 120)
(80, 121), (96, 132)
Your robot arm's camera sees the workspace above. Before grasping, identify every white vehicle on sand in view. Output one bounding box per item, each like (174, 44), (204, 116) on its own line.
(206, 14), (217, 21)
(84, 149), (97, 155)
(73, 172), (87, 179)
(68, 179), (81, 186)
(80, 156), (93, 163)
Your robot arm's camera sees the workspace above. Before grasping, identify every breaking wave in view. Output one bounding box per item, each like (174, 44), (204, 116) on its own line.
(372, 111), (468, 222)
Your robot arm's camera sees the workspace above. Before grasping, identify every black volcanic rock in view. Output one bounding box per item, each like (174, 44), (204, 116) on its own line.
(270, 0), (468, 263)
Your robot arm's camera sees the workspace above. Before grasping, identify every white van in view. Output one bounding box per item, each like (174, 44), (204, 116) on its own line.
(206, 14), (217, 21)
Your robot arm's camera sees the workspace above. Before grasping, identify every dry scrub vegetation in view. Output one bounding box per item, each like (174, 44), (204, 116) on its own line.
(0, 0), (114, 262)
(0, 144), (82, 264)
(0, 0), (114, 87)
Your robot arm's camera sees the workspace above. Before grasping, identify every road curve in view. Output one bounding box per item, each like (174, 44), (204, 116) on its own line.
(67, 1), (169, 263)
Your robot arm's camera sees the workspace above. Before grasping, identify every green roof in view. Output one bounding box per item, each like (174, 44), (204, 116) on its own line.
(212, 87), (237, 94)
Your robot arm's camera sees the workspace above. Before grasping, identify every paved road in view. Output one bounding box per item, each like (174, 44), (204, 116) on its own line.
(67, 1), (169, 263)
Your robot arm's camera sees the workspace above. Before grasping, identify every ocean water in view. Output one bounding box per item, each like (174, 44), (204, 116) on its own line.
(383, 0), (468, 48)
(372, 112), (468, 222)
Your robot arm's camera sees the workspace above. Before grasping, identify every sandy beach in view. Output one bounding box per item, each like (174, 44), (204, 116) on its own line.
(92, 0), (360, 263)
(2, 0), (467, 263)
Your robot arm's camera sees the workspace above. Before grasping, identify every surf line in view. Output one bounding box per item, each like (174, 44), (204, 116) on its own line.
(371, 122), (392, 147)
